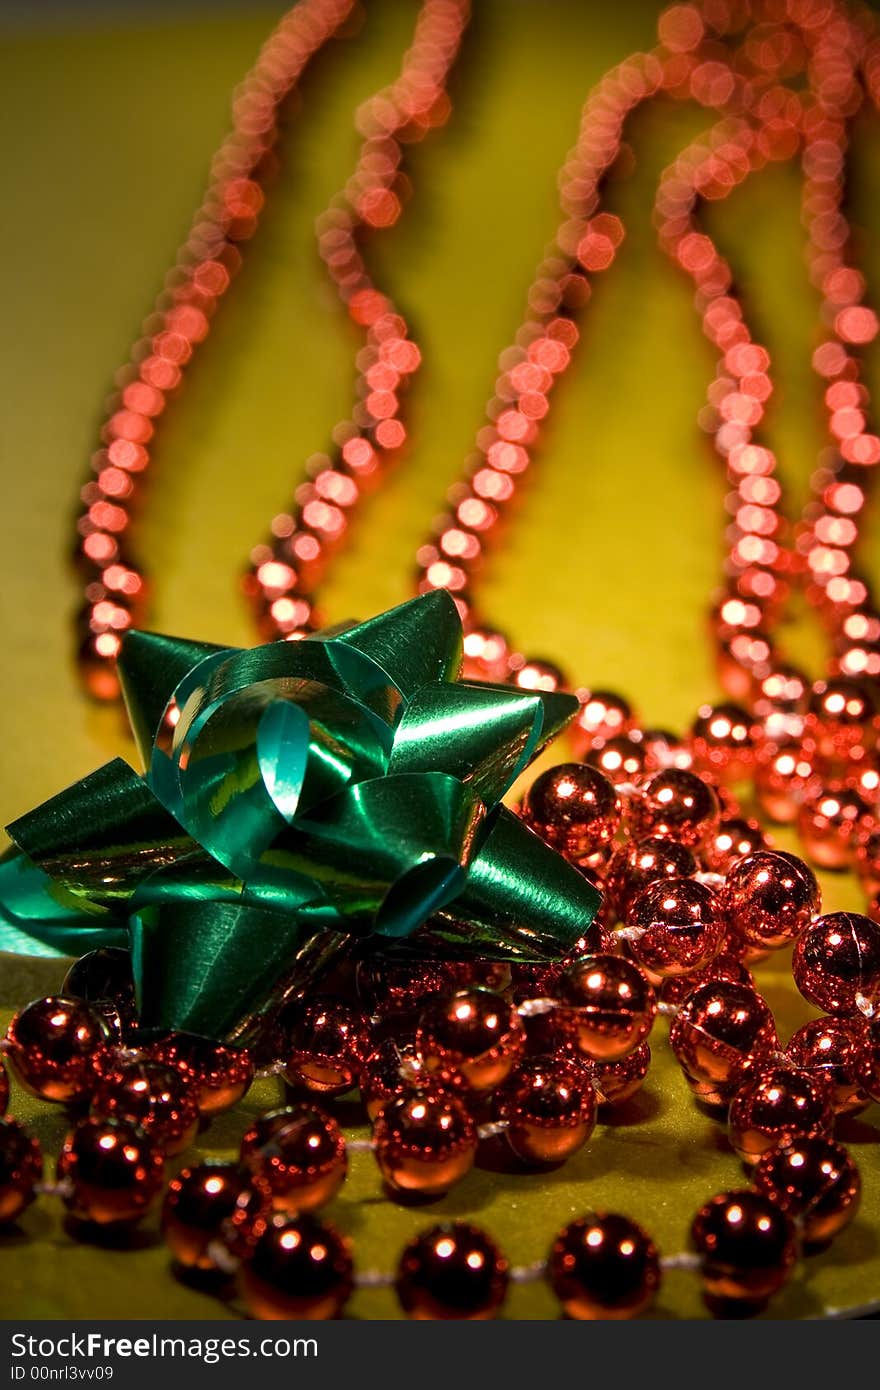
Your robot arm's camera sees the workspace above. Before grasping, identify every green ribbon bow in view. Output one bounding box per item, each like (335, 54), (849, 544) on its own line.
(0, 592), (600, 1044)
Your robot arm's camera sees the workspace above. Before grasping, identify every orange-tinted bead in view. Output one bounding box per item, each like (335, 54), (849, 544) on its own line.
(90, 1059), (199, 1157)
(240, 1213), (353, 1320)
(240, 1106), (346, 1213)
(549, 1213), (661, 1320)
(359, 1038), (430, 1121)
(606, 837), (698, 920)
(659, 955), (754, 1010)
(728, 1064), (834, 1167)
(689, 703), (759, 784)
(556, 955), (656, 1062)
(703, 816), (767, 873)
(583, 735), (651, 786)
(625, 878), (725, 979)
(5, 997), (111, 1104)
(162, 1160), (269, 1270)
(690, 1190), (796, 1308)
(592, 1042), (651, 1108)
(498, 1054), (596, 1165)
(797, 781), (874, 868)
(373, 1091), (477, 1197)
(754, 739), (815, 824)
(805, 677), (878, 763)
(523, 763), (621, 861)
(854, 828), (880, 898)
(416, 988), (524, 1094)
(0, 1117), (42, 1225)
(628, 769), (720, 848)
(793, 912), (880, 1015)
(57, 1117), (164, 1226)
(669, 981), (777, 1108)
(570, 691), (634, 753)
(785, 1016), (872, 1115)
(724, 850), (820, 951)
(281, 998), (372, 1099)
(395, 1223), (509, 1320)
(150, 1035), (253, 1116)
(753, 1137), (861, 1248)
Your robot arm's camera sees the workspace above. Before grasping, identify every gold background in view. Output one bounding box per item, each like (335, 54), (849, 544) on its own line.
(0, 0), (878, 1318)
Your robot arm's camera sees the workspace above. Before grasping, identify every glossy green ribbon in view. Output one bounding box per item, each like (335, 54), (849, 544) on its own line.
(0, 592), (600, 1043)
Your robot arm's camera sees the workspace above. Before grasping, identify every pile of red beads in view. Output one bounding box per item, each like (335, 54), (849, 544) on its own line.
(1, 756), (878, 1321)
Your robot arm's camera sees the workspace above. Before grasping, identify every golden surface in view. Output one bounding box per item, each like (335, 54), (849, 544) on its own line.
(0, 0), (879, 1318)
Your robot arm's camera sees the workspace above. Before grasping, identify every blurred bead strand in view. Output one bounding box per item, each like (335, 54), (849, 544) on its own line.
(74, 0), (359, 700)
(244, 0), (470, 641)
(654, 6), (880, 873)
(406, 0), (879, 891)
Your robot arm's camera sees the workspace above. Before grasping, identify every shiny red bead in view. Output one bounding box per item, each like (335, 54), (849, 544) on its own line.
(523, 763), (621, 862)
(724, 850), (820, 951)
(592, 1042), (651, 1108)
(556, 954), (655, 1062)
(689, 703), (759, 784)
(606, 836), (698, 920)
(669, 981), (777, 1108)
(797, 781), (875, 868)
(785, 1016), (872, 1115)
(416, 987), (524, 1094)
(753, 1137), (861, 1247)
(61, 948), (138, 1043)
(373, 1090), (477, 1197)
(90, 1059), (200, 1157)
(854, 826), (880, 898)
(240, 1105), (347, 1213)
(860, 1016), (880, 1102)
(792, 912), (880, 1015)
(0, 1117), (42, 1225)
(583, 735), (650, 786)
(497, 1054), (596, 1165)
(625, 878), (725, 979)
(570, 690), (634, 753)
(395, 1223), (509, 1319)
(359, 1037), (430, 1121)
(150, 1035), (253, 1117)
(240, 1213), (353, 1320)
(162, 1160), (269, 1270)
(356, 958), (463, 1023)
(628, 769), (720, 848)
(5, 996), (111, 1104)
(659, 955), (754, 1010)
(754, 738), (815, 824)
(727, 1064), (834, 1167)
(281, 998), (372, 1099)
(57, 1116), (164, 1226)
(548, 1213), (661, 1320)
(703, 817), (767, 873)
(804, 676), (877, 763)
(690, 1190), (796, 1307)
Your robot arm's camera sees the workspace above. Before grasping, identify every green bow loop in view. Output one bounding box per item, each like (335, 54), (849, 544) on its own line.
(168, 679), (391, 880)
(321, 588), (464, 698)
(0, 852), (128, 958)
(387, 683), (546, 802)
(130, 901), (349, 1046)
(444, 805), (602, 956)
(7, 758), (197, 912)
(0, 592), (602, 1043)
(282, 771), (486, 937)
